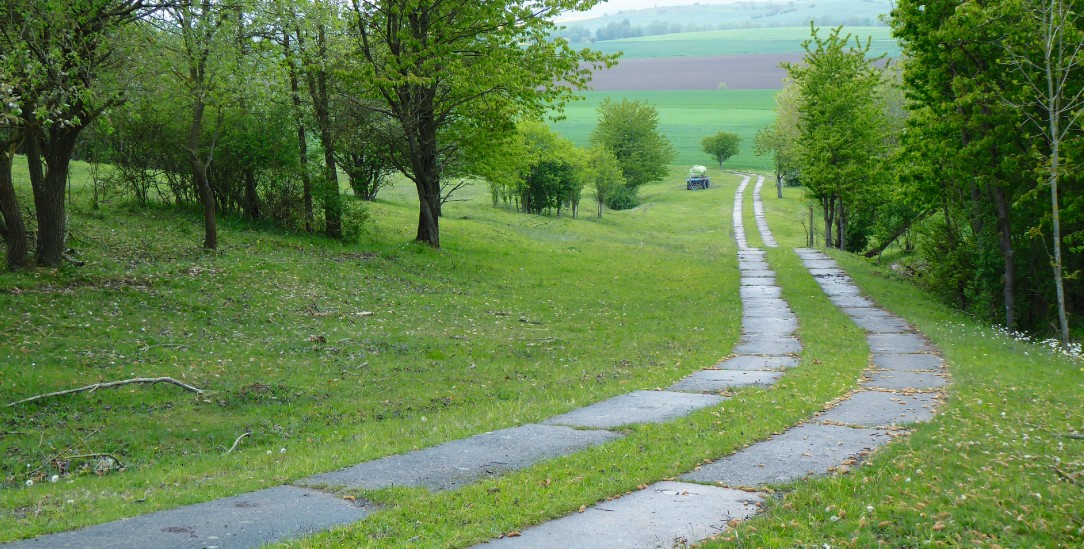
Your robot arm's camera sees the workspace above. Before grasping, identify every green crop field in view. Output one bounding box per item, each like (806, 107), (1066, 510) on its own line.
(550, 90), (778, 172)
(587, 26), (901, 59)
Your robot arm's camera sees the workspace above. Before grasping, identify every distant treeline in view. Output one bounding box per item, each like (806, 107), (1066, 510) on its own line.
(557, 17), (886, 43)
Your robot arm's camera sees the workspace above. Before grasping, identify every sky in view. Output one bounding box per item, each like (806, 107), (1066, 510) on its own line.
(558, 0), (740, 22)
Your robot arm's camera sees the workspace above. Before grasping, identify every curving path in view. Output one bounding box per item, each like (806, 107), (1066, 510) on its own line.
(6, 175), (947, 549)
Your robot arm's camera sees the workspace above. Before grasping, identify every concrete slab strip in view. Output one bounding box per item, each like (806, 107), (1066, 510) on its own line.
(867, 333), (932, 353)
(478, 481), (762, 548)
(670, 370), (784, 392)
(872, 353), (944, 371)
(6, 485), (369, 549)
(817, 391), (939, 427)
(542, 391), (726, 429)
(864, 370), (947, 391)
(716, 355), (800, 371)
(299, 424), (621, 492)
(680, 424), (890, 488)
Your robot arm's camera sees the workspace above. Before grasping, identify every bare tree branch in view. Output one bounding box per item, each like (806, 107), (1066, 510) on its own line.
(7, 377), (205, 407)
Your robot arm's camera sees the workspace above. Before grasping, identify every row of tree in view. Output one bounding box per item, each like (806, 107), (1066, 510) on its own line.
(0, 0), (615, 270)
(757, 2), (1082, 342)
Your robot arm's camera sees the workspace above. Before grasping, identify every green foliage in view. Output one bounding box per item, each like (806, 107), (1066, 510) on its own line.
(889, 0), (1084, 335)
(583, 145), (625, 218)
(784, 25), (888, 251)
(603, 183), (640, 210)
(339, 197), (370, 244)
(480, 119), (585, 217)
(347, 0), (615, 246)
(589, 98), (676, 188)
(701, 131), (741, 167)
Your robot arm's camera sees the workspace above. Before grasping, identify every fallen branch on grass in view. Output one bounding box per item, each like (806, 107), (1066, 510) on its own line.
(6, 377), (205, 407)
(224, 431), (252, 455)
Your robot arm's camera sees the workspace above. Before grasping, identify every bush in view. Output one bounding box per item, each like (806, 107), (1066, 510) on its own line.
(604, 185), (640, 210)
(340, 198), (371, 244)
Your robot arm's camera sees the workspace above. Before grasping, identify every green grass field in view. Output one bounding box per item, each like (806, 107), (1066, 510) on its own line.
(587, 26), (901, 59)
(551, 90), (778, 172)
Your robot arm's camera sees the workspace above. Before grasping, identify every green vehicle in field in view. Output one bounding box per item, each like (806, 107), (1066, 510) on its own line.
(686, 165), (710, 190)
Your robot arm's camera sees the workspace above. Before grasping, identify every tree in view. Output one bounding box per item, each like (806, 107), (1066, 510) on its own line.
(754, 79), (802, 199)
(288, 1), (343, 239)
(0, 0), (157, 267)
(784, 25), (885, 251)
(584, 145), (625, 218)
(347, 0), (613, 248)
(1000, 0), (1084, 345)
(590, 98), (675, 189)
(892, 0), (1037, 331)
(0, 85), (28, 269)
(158, 0), (237, 251)
(701, 131), (741, 168)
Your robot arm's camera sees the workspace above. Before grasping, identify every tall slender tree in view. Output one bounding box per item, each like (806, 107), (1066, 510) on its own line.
(784, 25), (885, 251)
(1000, 0), (1084, 344)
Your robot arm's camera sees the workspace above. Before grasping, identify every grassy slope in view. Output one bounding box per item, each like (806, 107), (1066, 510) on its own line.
(1, 163), (1080, 547)
(1, 161), (747, 540)
(551, 90), (777, 172)
(588, 26), (900, 59)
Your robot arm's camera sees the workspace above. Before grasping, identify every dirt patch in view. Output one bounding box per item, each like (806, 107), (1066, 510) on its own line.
(586, 52), (804, 91)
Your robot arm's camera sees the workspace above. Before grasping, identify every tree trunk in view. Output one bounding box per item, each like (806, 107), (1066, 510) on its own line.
(25, 129), (78, 268)
(991, 186), (1016, 331)
(776, 172), (783, 199)
(406, 87), (442, 247)
(823, 194), (834, 248)
(836, 195), (846, 251)
(283, 34), (314, 234)
(299, 23), (341, 239)
(0, 141), (29, 269)
(242, 169), (259, 220)
(1049, 122), (1069, 344)
(187, 98), (217, 250)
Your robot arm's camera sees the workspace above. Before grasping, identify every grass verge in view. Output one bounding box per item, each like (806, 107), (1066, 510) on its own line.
(699, 183), (1084, 547)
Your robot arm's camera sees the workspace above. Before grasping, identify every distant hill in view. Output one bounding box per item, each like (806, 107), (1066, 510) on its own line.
(588, 26), (899, 59)
(558, 0), (894, 42)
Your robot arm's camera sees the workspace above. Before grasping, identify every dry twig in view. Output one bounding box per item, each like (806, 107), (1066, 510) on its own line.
(224, 431), (252, 455)
(7, 377), (205, 407)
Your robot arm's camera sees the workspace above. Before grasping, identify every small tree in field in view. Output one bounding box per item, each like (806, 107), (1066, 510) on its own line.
(584, 145), (625, 218)
(702, 131), (741, 168)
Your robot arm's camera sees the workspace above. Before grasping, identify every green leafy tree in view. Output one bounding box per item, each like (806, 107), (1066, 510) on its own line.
(892, 0), (1038, 331)
(0, 0), (155, 267)
(999, 0), (1084, 344)
(589, 98), (675, 189)
(584, 145), (625, 218)
(347, 0), (614, 248)
(701, 131), (741, 168)
(784, 25), (886, 251)
(754, 78), (803, 198)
